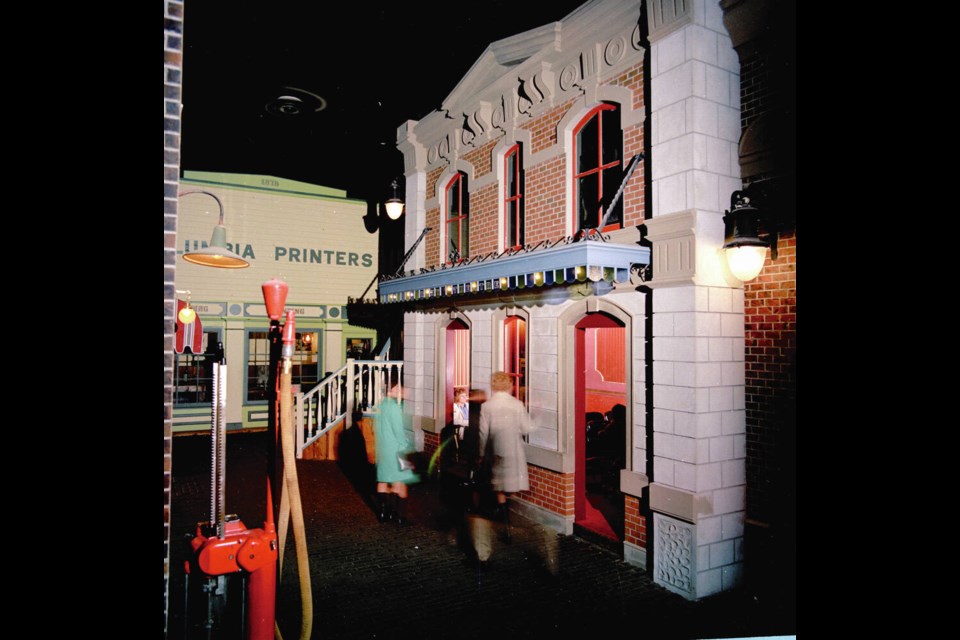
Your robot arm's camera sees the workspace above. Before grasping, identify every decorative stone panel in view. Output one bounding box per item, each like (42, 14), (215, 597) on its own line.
(654, 512), (697, 599)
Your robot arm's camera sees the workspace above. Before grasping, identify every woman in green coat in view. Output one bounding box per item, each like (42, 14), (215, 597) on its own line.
(374, 379), (419, 524)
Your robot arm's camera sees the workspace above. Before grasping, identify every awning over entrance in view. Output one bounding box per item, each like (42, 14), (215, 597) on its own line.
(378, 240), (650, 303)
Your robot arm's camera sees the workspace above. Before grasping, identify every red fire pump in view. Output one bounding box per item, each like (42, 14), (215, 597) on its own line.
(183, 279), (312, 640)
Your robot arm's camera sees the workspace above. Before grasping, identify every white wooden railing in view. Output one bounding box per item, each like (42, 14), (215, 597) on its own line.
(293, 359), (403, 458)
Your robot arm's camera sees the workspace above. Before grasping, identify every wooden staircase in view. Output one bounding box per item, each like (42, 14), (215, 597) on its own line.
(293, 359), (402, 459)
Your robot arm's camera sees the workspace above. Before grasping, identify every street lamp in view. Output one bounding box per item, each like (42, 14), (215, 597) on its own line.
(722, 189), (777, 282)
(180, 190), (250, 268)
(384, 179), (404, 220)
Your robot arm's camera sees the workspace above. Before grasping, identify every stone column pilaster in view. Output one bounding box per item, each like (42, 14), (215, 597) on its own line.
(644, 0), (745, 600)
(404, 311), (436, 432)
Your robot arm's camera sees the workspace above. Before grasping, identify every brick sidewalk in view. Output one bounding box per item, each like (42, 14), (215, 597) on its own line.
(167, 431), (794, 639)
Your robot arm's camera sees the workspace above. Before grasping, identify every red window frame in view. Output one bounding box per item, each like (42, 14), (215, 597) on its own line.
(503, 144), (524, 250)
(504, 315), (527, 403)
(573, 103), (623, 234)
(445, 172), (469, 263)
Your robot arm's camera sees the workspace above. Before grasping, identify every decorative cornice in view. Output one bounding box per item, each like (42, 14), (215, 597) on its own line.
(645, 209), (697, 288)
(646, 0), (692, 42)
(409, 1), (646, 174)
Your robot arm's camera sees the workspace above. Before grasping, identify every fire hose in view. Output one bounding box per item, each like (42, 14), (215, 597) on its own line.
(275, 310), (313, 640)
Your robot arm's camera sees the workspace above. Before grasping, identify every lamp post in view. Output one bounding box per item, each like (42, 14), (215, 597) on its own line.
(180, 190), (250, 268)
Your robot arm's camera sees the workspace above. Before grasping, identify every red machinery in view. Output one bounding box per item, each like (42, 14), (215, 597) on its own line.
(183, 279), (310, 640)
(184, 345), (278, 640)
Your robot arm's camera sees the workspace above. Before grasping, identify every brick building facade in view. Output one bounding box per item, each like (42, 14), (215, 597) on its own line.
(380, 0), (770, 601)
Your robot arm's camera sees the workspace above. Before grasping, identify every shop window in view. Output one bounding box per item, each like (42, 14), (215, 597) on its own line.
(574, 103), (623, 233)
(173, 330), (222, 406)
(445, 171), (469, 263)
(346, 337), (372, 360)
(246, 329), (322, 401)
(503, 143), (524, 250)
(504, 315), (527, 403)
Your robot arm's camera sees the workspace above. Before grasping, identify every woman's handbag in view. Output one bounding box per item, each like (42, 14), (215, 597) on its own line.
(398, 452), (415, 471)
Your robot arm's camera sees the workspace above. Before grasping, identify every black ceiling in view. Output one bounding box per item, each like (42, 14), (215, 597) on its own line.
(180, 1), (587, 205)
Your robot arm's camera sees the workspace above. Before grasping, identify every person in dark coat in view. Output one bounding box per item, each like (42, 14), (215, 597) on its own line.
(439, 388), (484, 511)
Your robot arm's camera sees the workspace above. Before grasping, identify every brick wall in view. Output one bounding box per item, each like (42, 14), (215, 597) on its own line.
(468, 182), (498, 255)
(739, 50), (775, 130)
(624, 494), (646, 547)
(423, 167), (444, 267)
(425, 206), (440, 266)
(526, 102), (571, 154)
(463, 140), (496, 179)
(523, 155), (568, 243)
(743, 230), (795, 523)
(738, 38), (796, 527)
(163, 1), (183, 634)
(524, 465), (574, 517)
(423, 430), (440, 457)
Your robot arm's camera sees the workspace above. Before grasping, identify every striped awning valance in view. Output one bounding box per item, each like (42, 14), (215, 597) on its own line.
(378, 240), (650, 304)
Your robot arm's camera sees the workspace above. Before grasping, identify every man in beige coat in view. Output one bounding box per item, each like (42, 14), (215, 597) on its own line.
(479, 371), (535, 541)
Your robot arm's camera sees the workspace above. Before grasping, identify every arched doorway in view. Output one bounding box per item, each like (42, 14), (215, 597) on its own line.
(574, 311), (627, 543)
(444, 318), (470, 426)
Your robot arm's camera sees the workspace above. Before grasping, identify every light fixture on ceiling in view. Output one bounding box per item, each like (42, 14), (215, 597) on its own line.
(384, 179), (405, 220)
(265, 86), (328, 117)
(722, 188), (778, 282)
(180, 190), (250, 268)
(176, 289), (196, 324)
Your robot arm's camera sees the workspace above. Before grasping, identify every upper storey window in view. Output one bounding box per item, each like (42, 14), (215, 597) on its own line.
(573, 103), (623, 233)
(445, 171), (469, 262)
(504, 144), (524, 250)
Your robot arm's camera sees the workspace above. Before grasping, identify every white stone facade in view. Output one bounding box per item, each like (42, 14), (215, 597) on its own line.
(646, 0), (745, 599)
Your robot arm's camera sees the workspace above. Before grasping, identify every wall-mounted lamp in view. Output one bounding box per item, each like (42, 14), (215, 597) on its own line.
(722, 189), (778, 282)
(176, 289), (196, 324)
(384, 179), (405, 220)
(180, 190), (250, 268)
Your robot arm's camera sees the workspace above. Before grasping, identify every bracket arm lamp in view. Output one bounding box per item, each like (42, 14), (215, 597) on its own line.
(722, 189), (778, 282)
(180, 190), (250, 268)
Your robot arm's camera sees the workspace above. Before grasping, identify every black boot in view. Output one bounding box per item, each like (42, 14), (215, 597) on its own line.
(377, 493), (392, 523)
(498, 504), (512, 543)
(394, 494), (409, 527)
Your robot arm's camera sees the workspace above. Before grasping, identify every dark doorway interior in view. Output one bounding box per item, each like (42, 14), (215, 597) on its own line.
(574, 313), (626, 548)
